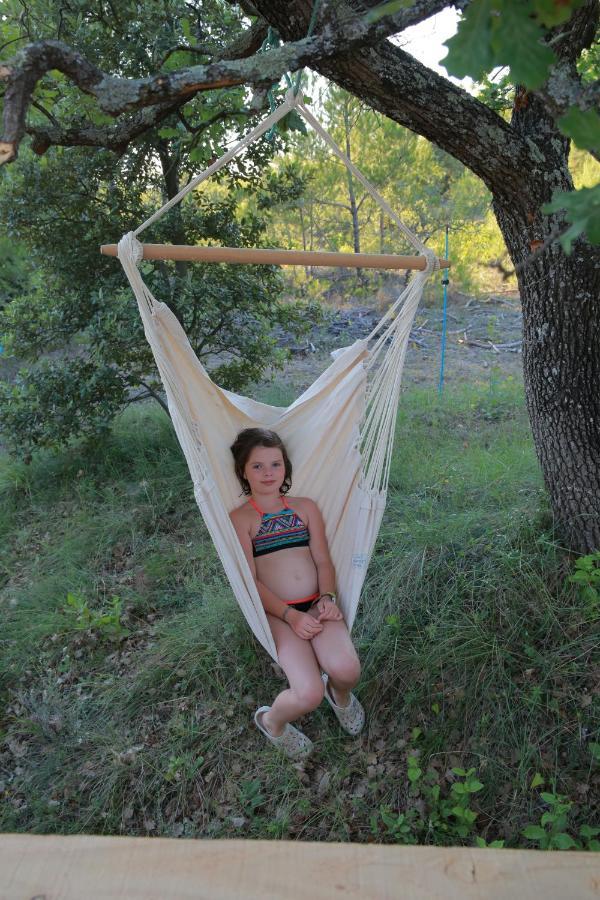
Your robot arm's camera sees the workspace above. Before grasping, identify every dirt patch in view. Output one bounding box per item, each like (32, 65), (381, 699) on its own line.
(271, 290), (523, 395)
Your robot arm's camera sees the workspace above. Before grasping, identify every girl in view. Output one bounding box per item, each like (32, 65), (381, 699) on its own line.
(229, 427), (365, 759)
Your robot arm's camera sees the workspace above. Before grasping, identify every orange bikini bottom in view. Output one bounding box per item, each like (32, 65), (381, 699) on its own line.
(285, 591), (320, 612)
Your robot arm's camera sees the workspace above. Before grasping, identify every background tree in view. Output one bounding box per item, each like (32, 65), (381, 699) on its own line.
(258, 78), (520, 297)
(0, 0), (599, 551)
(0, 0), (318, 457)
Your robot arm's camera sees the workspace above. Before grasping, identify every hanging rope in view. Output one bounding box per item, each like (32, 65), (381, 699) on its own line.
(134, 92), (298, 237)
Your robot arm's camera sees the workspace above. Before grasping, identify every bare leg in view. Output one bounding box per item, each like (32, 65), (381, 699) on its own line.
(307, 611), (361, 710)
(263, 612), (325, 736)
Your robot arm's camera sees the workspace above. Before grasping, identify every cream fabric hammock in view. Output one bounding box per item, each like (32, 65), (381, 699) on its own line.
(115, 90), (440, 664)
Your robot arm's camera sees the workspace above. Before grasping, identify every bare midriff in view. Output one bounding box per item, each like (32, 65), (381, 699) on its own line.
(254, 545), (319, 604)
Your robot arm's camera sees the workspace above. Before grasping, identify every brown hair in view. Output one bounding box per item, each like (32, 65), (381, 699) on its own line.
(230, 428), (292, 496)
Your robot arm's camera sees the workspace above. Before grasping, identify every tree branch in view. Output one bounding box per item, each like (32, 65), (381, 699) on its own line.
(157, 19), (269, 69)
(133, 380), (170, 417)
(217, 19), (270, 61)
(157, 42), (219, 70)
(530, 1), (600, 162)
(0, 0), (451, 164)
(251, 0), (540, 207)
(26, 100), (182, 156)
(176, 105), (252, 137)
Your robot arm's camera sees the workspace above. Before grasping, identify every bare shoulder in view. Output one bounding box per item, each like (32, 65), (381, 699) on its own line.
(229, 501), (252, 526)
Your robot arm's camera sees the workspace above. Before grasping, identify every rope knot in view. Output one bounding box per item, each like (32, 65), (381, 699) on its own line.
(118, 231), (144, 265)
(422, 249), (440, 275)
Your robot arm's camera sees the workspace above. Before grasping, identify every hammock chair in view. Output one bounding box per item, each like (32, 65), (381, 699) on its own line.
(105, 89), (446, 664)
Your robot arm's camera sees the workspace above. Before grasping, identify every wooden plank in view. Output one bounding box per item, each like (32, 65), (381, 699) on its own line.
(1, 834), (598, 899)
(100, 243), (451, 271)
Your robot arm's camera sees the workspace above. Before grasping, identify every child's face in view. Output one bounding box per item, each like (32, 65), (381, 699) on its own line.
(244, 445), (285, 495)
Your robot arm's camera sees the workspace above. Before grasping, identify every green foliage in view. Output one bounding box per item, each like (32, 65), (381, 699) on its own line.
(238, 779), (267, 818)
(365, 0), (413, 23)
(443, 0), (599, 253)
(164, 752), (204, 783)
(542, 184), (600, 252)
(276, 108), (308, 136)
(578, 38), (600, 84)
(63, 592), (130, 641)
(1, 384), (598, 842)
(558, 107), (600, 153)
(443, 0), (586, 88)
(0, 357), (128, 457)
(255, 162), (309, 210)
(474, 71), (514, 114)
(0, 2), (322, 460)
(0, 236), (32, 310)
(442, 0), (498, 82)
(522, 786), (600, 850)
(566, 550), (600, 620)
(544, 109), (600, 253)
(370, 752), (486, 845)
(260, 82), (515, 296)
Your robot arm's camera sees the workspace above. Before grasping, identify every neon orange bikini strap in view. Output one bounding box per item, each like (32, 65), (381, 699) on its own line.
(247, 496), (264, 516)
(248, 495), (288, 516)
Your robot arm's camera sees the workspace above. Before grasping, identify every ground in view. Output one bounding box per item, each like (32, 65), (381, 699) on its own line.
(269, 287), (523, 397)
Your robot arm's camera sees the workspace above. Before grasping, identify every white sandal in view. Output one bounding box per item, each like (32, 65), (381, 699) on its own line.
(254, 706), (314, 759)
(321, 673), (365, 736)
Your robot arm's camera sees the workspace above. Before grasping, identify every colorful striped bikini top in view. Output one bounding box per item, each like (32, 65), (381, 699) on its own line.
(248, 495), (310, 558)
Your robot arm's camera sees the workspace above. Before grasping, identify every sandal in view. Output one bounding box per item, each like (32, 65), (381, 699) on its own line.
(321, 673), (365, 736)
(254, 706), (314, 760)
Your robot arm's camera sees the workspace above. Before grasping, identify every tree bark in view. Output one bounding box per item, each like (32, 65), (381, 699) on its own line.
(157, 140), (188, 285)
(253, 0), (600, 552)
(0, 0), (452, 162)
(493, 92), (600, 553)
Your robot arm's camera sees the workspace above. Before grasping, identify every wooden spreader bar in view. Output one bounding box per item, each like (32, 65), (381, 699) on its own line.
(101, 243), (450, 271)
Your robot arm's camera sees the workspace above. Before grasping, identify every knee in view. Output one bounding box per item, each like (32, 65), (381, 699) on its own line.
(292, 679), (325, 711)
(330, 656), (361, 688)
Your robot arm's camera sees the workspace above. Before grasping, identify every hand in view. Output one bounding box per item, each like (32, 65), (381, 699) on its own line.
(315, 596), (344, 622)
(289, 609), (324, 640)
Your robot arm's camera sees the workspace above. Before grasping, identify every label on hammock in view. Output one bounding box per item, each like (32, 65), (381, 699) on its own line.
(352, 553), (369, 569)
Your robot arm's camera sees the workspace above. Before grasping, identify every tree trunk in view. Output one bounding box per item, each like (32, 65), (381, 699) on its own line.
(251, 0), (600, 553)
(299, 203), (311, 279)
(342, 97), (361, 256)
(493, 95), (600, 553)
(157, 140), (187, 284)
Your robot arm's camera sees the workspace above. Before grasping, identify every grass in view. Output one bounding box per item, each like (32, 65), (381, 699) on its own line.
(1, 374), (598, 847)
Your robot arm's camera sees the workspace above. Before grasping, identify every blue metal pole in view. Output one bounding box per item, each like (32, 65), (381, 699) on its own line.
(438, 224), (450, 395)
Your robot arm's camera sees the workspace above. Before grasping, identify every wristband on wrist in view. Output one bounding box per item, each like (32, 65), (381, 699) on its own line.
(318, 592), (337, 604)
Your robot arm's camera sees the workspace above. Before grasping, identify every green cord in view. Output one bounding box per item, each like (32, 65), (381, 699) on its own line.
(293, 0), (322, 97)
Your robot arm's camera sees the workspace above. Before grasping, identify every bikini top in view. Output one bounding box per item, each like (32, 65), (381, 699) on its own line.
(248, 495), (310, 558)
